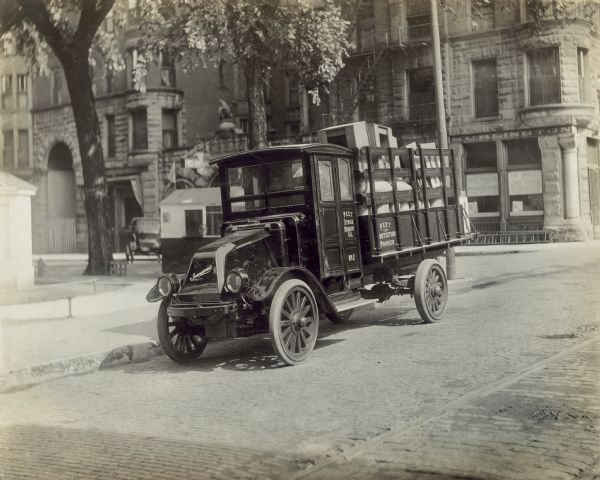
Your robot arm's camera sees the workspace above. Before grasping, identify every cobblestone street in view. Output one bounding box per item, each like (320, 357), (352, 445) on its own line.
(1, 243), (599, 479)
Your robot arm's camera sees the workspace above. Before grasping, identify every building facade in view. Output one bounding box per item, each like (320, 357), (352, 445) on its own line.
(329, 0), (600, 240)
(2, 1), (599, 253)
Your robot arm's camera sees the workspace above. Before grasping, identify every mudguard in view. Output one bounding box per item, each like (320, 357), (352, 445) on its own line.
(246, 266), (337, 315)
(146, 284), (162, 303)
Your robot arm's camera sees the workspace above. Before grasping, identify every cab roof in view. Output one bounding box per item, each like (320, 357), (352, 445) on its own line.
(209, 143), (352, 166)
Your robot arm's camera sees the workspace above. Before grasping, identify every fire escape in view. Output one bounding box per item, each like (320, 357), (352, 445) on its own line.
(323, 11), (434, 129)
(326, 32), (388, 128)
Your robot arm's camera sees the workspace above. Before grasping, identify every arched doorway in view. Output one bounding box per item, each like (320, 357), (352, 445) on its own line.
(45, 142), (77, 252)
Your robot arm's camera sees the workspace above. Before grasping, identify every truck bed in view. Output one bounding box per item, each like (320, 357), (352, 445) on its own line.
(354, 146), (473, 263)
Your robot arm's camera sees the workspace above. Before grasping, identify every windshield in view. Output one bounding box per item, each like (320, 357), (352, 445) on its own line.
(227, 159), (305, 212)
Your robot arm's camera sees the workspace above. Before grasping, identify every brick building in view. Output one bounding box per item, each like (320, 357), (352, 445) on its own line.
(329, 0), (600, 240)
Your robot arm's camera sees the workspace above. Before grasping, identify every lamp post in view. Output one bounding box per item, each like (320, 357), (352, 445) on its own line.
(430, 0), (456, 280)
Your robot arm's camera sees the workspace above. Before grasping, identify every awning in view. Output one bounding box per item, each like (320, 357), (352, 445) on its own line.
(160, 187), (222, 207)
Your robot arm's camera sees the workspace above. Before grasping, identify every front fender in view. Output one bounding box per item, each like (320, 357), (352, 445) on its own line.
(246, 267), (336, 315)
(146, 284), (162, 303)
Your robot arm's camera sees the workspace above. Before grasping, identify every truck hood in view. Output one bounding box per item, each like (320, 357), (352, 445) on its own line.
(181, 228), (270, 294)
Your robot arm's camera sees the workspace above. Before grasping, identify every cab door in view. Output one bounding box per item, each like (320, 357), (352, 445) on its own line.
(315, 155), (361, 281)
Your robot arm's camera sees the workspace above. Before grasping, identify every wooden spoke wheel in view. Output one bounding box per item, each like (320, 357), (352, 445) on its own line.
(269, 279), (319, 365)
(414, 259), (448, 323)
(326, 309), (354, 323)
(157, 300), (208, 363)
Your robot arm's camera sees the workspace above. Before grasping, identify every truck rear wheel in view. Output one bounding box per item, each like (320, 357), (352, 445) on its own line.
(158, 300), (208, 363)
(269, 279), (319, 365)
(414, 259), (448, 323)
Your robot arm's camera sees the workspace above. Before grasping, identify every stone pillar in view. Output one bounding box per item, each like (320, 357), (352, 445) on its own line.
(559, 136), (580, 219)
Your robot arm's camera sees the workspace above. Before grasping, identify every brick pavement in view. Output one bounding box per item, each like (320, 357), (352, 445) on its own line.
(291, 335), (600, 480)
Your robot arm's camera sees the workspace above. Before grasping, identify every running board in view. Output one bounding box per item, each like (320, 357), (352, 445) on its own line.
(332, 297), (378, 312)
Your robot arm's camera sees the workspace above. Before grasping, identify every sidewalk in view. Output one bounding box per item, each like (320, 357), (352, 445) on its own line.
(1, 241), (595, 393)
(0, 259), (163, 392)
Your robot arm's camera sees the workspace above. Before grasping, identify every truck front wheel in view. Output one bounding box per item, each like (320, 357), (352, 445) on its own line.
(269, 279), (319, 365)
(158, 300), (208, 363)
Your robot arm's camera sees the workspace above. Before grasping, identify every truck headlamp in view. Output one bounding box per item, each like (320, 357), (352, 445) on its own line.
(157, 274), (178, 298)
(225, 268), (249, 293)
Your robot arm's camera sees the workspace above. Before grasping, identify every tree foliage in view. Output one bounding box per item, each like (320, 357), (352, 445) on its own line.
(137, 0), (351, 148)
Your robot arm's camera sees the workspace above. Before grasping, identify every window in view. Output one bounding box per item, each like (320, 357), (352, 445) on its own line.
(239, 118), (250, 134)
(185, 210), (204, 237)
(17, 129), (29, 168)
(160, 52), (176, 87)
(406, 0), (431, 42)
(578, 48), (589, 103)
(267, 160), (304, 192)
(287, 75), (299, 107)
(106, 70), (114, 93)
(218, 62), (225, 88)
(464, 142), (499, 217)
(505, 139), (543, 216)
(528, 48), (560, 105)
(505, 138), (542, 168)
(128, 49), (138, 87)
(206, 206), (223, 237)
(131, 108), (147, 150)
(286, 123), (300, 137)
(471, 0), (495, 31)
(2, 130), (14, 167)
(51, 68), (64, 105)
(162, 109), (178, 148)
(106, 115), (116, 157)
(1, 75), (12, 109)
(318, 160), (335, 201)
(588, 139), (600, 226)
(227, 161), (305, 212)
(16, 74), (27, 109)
(228, 165), (265, 211)
(408, 67), (435, 121)
(338, 158), (352, 200)
(473, 59), (498, 117)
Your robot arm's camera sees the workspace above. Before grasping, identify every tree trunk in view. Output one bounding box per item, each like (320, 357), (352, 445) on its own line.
(61, 50), (113, 275)
(245, 63), (267, 149)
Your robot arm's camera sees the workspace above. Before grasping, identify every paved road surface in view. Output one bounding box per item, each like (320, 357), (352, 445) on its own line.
(1, 243), (599, 479)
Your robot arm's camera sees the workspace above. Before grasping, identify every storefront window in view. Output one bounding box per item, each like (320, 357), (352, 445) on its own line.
(505, 138), (543, 216)
(464, 142), (499, 217)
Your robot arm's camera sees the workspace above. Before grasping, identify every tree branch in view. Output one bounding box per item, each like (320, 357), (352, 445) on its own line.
(75, 0), (115, 47)
(15, 0), (69, 56)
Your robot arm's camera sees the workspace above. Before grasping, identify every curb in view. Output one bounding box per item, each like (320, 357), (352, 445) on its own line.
(0, 341), (163, 394)
(456, 249), (527, 256)
(448, 277), (473, 294)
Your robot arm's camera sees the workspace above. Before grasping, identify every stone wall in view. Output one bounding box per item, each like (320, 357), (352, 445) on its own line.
(32, 88), (185, 253)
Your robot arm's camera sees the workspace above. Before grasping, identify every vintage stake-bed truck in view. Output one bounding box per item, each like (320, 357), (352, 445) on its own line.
(147, 122), (474, 365)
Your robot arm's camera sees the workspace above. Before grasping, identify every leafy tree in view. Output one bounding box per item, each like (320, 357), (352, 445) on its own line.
(524, 0), (600, 28)
(0, 0), (124, 275)
(137, 0), (351, 149)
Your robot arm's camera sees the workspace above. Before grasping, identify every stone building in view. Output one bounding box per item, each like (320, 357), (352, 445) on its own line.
(3, 0), (599, 253)
(329, 0), (600, 240)
(1, 6), (242, 254)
